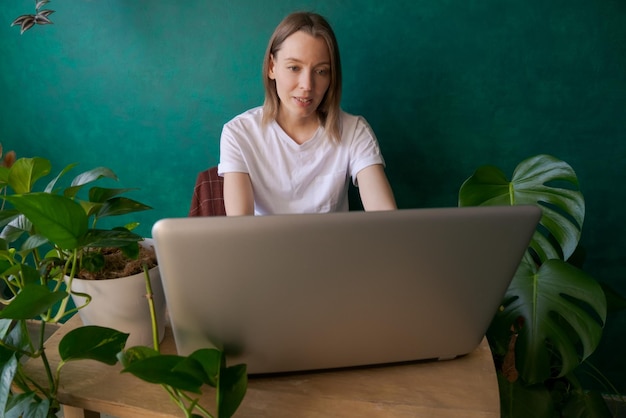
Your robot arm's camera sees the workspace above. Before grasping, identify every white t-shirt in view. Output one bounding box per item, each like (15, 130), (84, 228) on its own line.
(218, 107), (385, 215)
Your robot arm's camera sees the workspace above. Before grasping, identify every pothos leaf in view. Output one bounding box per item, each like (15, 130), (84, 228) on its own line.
(59, 325), (128, 365)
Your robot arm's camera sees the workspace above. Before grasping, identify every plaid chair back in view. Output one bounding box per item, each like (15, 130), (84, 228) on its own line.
(188, 166), (226, 217)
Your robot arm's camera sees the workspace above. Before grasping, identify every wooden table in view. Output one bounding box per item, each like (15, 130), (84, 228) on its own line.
(24, 315), (500, 418)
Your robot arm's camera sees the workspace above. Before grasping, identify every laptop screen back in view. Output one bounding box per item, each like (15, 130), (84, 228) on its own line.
(152, 206), (540, 374)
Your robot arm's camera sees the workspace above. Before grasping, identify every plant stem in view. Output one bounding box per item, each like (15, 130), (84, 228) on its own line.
(37, 320), (57, 396)
(163, 385), (193, 417)
(17, 363), (49, 399)
(52, 249), (81, 322)
(177, 390), (213, 417)
(143, 264), (159, 351)
(142, 267), (214, 417)
(173, 388), (214, 418)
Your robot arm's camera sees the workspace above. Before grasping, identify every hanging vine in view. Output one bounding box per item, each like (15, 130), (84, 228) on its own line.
(11, 0), (55, 35)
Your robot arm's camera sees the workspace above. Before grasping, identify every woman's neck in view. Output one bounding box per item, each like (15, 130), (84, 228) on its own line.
(276, 111), (320, 145)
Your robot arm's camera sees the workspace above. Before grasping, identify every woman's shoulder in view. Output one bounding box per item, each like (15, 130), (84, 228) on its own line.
(338, 109), (374, 135)
(225, 106), (264, 129)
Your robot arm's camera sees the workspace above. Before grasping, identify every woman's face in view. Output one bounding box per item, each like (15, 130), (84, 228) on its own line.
(269, 31), (331, 124)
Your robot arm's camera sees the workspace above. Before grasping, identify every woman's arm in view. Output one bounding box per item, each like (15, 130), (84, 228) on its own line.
(356, 164), (397, 211)
(223, 172), (255, 216)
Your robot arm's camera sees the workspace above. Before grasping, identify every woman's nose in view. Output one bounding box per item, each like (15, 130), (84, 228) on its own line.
(299, 71), (313, 90)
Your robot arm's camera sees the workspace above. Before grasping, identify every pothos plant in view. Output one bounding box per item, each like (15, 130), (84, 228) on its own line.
(458, 154), (617, 417)
(118, 271), (248, 418)
(0, 153), (246, 418)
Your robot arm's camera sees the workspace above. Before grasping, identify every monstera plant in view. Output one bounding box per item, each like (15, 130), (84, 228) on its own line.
(459, 154), (611, 417)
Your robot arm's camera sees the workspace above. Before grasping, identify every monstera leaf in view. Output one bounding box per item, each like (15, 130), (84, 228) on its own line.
(459, 154), (607, 385)
(491, 254), (606, 384)
(459, 154), (584, 262)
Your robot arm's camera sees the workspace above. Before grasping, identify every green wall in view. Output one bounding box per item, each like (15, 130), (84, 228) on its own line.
(2, 0), (625, 393)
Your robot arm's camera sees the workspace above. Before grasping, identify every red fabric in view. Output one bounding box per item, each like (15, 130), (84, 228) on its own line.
(188, 167), (226, 217)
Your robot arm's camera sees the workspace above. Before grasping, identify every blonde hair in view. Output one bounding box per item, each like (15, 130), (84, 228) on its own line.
(262, 12), (342, 142)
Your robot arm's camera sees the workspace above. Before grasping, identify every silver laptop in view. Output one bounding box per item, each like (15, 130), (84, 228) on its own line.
(152, 206), (540, 374)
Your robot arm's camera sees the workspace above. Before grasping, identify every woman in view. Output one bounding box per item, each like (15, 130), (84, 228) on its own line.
(218, 12), (397, 215)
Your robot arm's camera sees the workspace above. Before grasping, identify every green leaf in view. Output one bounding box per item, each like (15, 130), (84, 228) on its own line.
(80, 229), (143, 249)
(0, 166), (9, 186)
(20, 234), (49, 252)
(117, 345), (159, 368)
(3, 193), (88, 250)
(172, 355), (214, 386)
(0, 319), (29, 357)
(44, 162), (78, 194)
(189, 348), (222, 387)
(0, 214), (31, 243)
(79, 200), (103, 218)
(63, 167), (117, 199)
(218, 363), (247, 418)
(0, 256), (19, 278)
(11, 323), (30, 358)
(491, 257), (606, 384)
(0, 209), (20, 230)
(121, 354), (204, 393)
(561, 388), (612, 418)
(70, 167), (118, 188)
(118, 240), (140, 259)
(459, 164), (512, 206)
(29, 397), (50, 418)
(0, 262), (40, 287)
(4, 391), (38, 418)
(96, 197), (152, 218)
(59, 325), (128, 365)
(0, 319), (11, 340)
(123, 222), (140, 232)
(0, 259), (11, 279)
(6, 158), (51, 194)
(17, 263), (42, 287)
(81, 251), (105, 273)
(0, 286), (67, 320)
(497, 373), (555, 418)
(4, 392), (50, 418)
(459, 154), (585, 261)
(0, 354), (18, 415)
(88, 187), (137, 203)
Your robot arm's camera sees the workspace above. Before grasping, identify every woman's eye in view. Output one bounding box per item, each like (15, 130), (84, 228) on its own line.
(316, 68), (330, 76)
(287, 66), (299, 72)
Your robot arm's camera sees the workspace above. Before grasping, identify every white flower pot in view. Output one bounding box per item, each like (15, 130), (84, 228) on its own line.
(65, 240), (166, 348)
